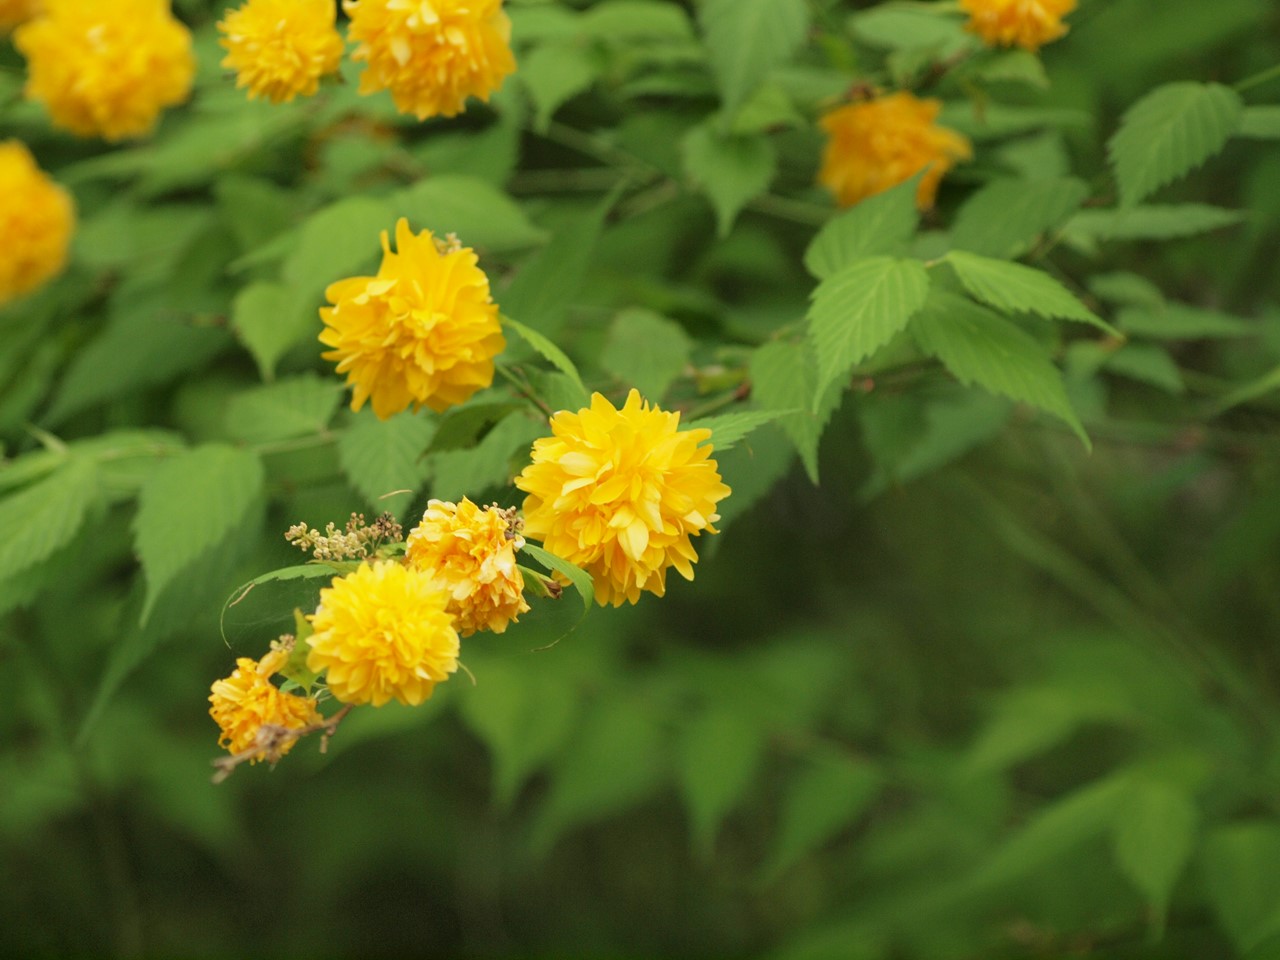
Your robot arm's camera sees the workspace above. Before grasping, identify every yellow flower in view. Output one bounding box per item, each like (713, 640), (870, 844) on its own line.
(319, 217), (505, 419)
(344, 0), (516, 120)
(817, 91), (972, 210)
(0, 0), (40, 32)
(14, 0), (195, 141)
(0, 140), (75, 308)
(306, 561), (460, 707)
(405, 498), (530, 637)
(209, 649), (321, 760)
(514, 390), (732, 607)
(960, 0), (1076, 51)
(218, 0), (345, 104)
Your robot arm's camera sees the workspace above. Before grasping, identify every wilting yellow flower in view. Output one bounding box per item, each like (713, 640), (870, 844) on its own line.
(14, 0), (195, 141)
(320, 217), (505, 419)
(306, 561), (460, 707)
(0, 141), (75, 307)
(817, 91), (972, 210)
(515, 390), (732, 607)
(218, 0), (345, 103)
(209, 649), (321, 760)
(0, 0), (40, 32)
(960, 0), (1075, 51)
(344, 0), (516, 120)
(405, 498), (530, 636)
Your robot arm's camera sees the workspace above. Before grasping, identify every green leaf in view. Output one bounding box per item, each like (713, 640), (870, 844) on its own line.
(134, 444), (265, 623)
(1113, 780), (1197, 932)
(520, 41), (598, 133)
(1088, 272), (1166, 310)
(426, 412), (543, 502)
(1108, 82), (1243, 206)
(1064, 204), (1247, 244)
(394, 175), (547, 252)
(681, 123), (777, 236)
(223, 375), (342, 444)
(1103, 343), (1185, 394)
(1237, 105), (1280, 140)
(804, 176), (920, 280)
(968, 49), (1048, 89)
(220, 564), (341, 642)
(503, 317), (590, 407)
(1212, 365), (1280, 416)
(849, 4), (971, 52)
(337, 408), (435, 519)
(692, 409), (789, 452)
(699, 0), (809, 117)
(911, 291), (1088, 447)
(281, 196), (395, 300)
(1203, 822), (1280, 953)
(426, 402), (524, 454)
(600, 309), (692, 401)
(763, 749), (881, 880)
(677, 707), (764, 858)
(950, 177), (1089, 259)
(0, 458), (98, 583)
(750, 340), (841, 483)
(943, 250), (1115, 334)
(808, 256), (931, 401)
(1118, 304), (1255, 339)
(230, 281), (319, 380)
(580, 0), (694, 39)
(522, 542), (594, 612)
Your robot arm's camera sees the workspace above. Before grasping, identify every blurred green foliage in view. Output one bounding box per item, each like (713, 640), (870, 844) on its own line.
(3, 0), (1280, 957)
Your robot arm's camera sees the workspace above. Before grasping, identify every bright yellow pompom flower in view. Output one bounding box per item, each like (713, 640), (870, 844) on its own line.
(218, 0), (345, 103)
(960, 0), (1076, 51)
(320, 217), (505, 420)
(0, 141), (75, 308)
(306, 561), (460, 707)
(0, 0), (40, 32)
(817, 91), (972, 210)
(14, 0), (195, 141)
(209, 649), (322, 760)
(344, 0), (516, 120)
(515, 390), (732, 608)
(406, 498), (531, 637)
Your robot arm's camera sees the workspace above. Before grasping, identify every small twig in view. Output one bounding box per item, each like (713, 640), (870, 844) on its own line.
(211, 704), (355, 783)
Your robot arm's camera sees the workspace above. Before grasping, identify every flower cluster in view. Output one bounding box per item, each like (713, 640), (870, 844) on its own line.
(209, 645), (321, 763)
(218, 0), (345, 104)
(960, 0), (1076, 52)
(0, 140), (75, 307)
(817, 91), (972, 210)
(15, 0), (195, 141)
(286, 512), (404, 562)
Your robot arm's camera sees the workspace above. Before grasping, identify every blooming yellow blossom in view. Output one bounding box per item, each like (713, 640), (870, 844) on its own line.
(406, 498), (530, 636)
(817, 91), (972, 210)
(344, 0), (516, 120)
(218, 0), (345, 103)
(14, 0), (195, 141)
(960, 0), (1076, 51)
(209, 649), (321, 760)
(515, 390), (732, 607)
(0, 140), (75, 307)
(306, 561), (460, 707)
(319, 217), (505, 419)
(0, 0), (40, 32)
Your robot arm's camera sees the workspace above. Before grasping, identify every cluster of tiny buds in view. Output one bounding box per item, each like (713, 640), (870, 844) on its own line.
(492, 504), (524, 542)
(284, 512), (405, 560)
(432, 232), (463, 255)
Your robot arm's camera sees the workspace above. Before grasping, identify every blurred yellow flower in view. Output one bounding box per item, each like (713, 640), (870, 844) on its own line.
(0, 0), (40, 32)
(344, 0), (516, 119)
(320, 217), (505, 419)
(218, 0), (345, 103)
(406, 498), (531, 637)
(306, 561), (460, 707)
(817, 91), (971, 210)
(209, 649), (321, 760)
(0, 140), (75, 307)
(14, 0), (194, 141)
(960, 0), (1076, 51)
(515, 390), (732, 607)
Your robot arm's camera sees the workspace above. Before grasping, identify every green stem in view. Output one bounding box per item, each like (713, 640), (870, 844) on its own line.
(1235, 62), (1280, 93)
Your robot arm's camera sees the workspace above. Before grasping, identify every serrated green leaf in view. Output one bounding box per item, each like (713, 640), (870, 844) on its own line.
(700, 0), (809, 117)
(426, 402), (524, 454)
(692, 409), (789, 453)
(1108, 82), (1243, 206)
(223, 375), (342, 444)
(808, 256), (931, 401)
(0, 458), (98, 583)
(969, 49), (1048, 89)
(219, 564), (341, 645)
(849, 4), (971, 52)
(337, 408), (435, 519)
(1088, 272), (1166, 310)
(943, 250), (1114, 334)
(1065, 204), (1247, 244)
(750, 340), (841, 483)
(1118, 304), (1254, 340)
(395, 175), (547, 253)
(678, 707), (764, 858)
(1203, 822), (1280, 953)
(135, 445), (264, 623)
(281, 196), (395, 300)
(520, 41), (598, 133)
(230, 281), (319, 381)
(504, 317), (589, 406)
(426, 412), (542, 502)
(912, 291), (1088, 447)
(520, 542), (594, 612)
(1238, 105), (1280, 140)
(682, 123), (777, 236)
(579, 0), (693, 40)
(1113, 781), (1197, 933)
(951, 177), (1089, 259)
(1104, 343), (1185, 394)
(804, 177), (920, 280)
(600, 309), (692, 401)
(1212, 365), (1280, 416)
